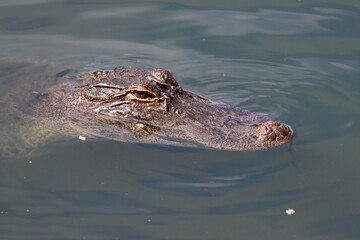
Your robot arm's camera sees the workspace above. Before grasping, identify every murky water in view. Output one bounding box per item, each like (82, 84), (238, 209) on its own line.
(0, 1), (359, 239)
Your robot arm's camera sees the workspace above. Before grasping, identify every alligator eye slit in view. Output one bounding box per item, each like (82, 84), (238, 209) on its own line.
(133, 90), (156, 99)
(158, 84), (170, 89)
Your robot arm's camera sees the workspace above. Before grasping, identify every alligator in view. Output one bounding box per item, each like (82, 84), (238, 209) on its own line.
(2, 66), (293, 155)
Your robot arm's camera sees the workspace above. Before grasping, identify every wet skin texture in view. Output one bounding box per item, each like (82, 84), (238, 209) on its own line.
(35, 67), (293, 151)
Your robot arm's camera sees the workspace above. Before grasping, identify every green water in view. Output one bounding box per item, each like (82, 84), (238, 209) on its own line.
(0, 0), (359, 239)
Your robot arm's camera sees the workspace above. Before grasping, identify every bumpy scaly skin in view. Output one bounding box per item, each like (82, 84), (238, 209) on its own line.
(32, 66), (293, 151)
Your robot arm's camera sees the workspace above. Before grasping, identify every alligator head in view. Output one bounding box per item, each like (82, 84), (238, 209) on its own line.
(63, 66), (293, 150)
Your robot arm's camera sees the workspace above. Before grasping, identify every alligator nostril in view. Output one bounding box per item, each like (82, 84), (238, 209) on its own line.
(272, 123), (293, 138)
(251, 120), (293, 145)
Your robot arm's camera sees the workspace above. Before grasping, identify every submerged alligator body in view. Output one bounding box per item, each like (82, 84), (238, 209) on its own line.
(30, 66), (293, 151)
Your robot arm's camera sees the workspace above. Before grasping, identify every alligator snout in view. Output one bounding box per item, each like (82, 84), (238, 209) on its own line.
(251, 121), (293, 145)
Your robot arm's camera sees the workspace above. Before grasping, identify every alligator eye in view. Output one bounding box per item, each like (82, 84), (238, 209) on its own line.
(128, 85), (158, 102)
(133, 90), (156, 99)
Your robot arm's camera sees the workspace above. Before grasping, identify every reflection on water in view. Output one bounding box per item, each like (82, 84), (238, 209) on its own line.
(0, 0), (57, 7)
(79, 5), (347, 36)
(0, 1), (359, 240)
(146, 161), (287, 190)
(0, 140), (297, 239)
(165, 9), (337, 36)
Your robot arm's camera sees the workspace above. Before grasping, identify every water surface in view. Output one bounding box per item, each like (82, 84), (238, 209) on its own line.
(0, 0), (359, 239)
